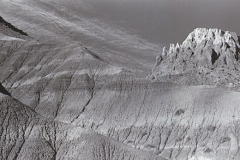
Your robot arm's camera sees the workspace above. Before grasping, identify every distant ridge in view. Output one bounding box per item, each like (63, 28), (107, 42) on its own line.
(150, 28), (240, 87)
(0, 15), (28, 36)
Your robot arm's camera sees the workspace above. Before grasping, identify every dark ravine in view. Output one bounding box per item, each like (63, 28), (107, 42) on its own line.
(0, 83), (11, 96)
(0, 15), (28, 36)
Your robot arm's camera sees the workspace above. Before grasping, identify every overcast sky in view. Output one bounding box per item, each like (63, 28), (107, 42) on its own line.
(84, 0), (240, 45)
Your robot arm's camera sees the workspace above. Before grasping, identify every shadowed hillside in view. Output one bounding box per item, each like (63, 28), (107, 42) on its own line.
(0, 83), (11, 96)
(0, 16), (28, 36)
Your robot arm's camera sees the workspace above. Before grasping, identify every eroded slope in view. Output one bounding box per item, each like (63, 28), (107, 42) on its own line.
(0, 93), (166, 160)
(1, 2), (240, 160)
(2, 39), (240, 159)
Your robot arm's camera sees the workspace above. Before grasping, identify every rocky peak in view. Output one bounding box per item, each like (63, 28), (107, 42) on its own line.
(182, 28), (239, 48)
(150, 28), (240, 86)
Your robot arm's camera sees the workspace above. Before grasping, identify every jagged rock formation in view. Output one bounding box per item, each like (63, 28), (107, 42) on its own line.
(150, 28), (240, 87)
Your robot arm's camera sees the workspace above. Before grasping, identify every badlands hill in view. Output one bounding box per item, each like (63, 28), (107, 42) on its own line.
(1, 0), (240, 160)
(150, 28), (240, 87)
(0, 0), (161, 77)
(0, 92), (163, 160)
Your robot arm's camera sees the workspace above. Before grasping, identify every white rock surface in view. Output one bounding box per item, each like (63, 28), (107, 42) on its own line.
(150, 28), (240, 87)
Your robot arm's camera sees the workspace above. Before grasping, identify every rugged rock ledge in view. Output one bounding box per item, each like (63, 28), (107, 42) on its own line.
(150, 28), (240, 87)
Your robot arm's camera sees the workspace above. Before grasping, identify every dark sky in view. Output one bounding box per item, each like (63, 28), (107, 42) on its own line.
(84, 0), (240, 45)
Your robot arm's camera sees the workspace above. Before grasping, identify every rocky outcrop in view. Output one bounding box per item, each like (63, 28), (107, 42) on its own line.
(150, 28), (240, 87)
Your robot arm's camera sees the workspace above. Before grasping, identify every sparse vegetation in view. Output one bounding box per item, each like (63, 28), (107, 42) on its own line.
(175, 109), (185, 116)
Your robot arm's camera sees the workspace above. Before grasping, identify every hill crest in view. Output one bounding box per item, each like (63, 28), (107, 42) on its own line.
(150, 28), (240, 87)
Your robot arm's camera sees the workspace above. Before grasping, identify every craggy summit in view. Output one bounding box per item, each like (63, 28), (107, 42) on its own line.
(150, 28), (240, 87)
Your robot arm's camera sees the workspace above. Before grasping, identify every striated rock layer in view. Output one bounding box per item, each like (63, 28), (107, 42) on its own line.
(0, 93), (165, 160)
(1, 3), (240, 159)
(2, 39), (240, 160)
(150, 28), (240, 87)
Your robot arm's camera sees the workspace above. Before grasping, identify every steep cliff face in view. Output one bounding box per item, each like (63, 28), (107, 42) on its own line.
(150, 28), (240, 87)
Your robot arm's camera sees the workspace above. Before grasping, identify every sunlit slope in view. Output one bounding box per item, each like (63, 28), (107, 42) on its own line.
(0, 93), (166, 160)
(0, 0), (161, 76)
(68, 81), (240, 160)
(2, 42), (240, 159)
